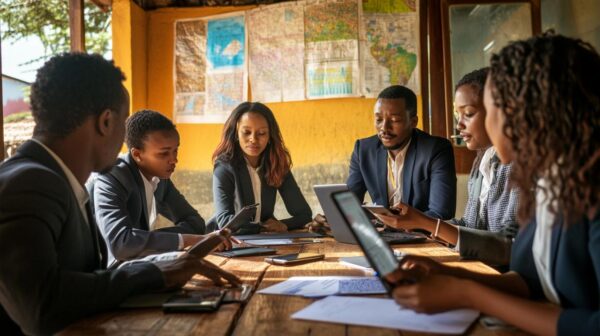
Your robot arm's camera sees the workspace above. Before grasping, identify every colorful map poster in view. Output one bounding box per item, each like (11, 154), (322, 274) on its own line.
(205, 14), (247, 122)
(304, 0), (360, 99)
(173, 20), (207, 123)
(360, 0), (420, 97)
(248, 2), (305, 102)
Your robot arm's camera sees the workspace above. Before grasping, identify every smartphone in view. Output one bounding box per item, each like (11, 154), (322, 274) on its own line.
(362, 205), (399, 217)
(222, 203), (260, 232)
(213, 246), (276, 258)
(222, 284), (253, 303)
(162, 288), (225, 312)
(264, 253), (325, 265)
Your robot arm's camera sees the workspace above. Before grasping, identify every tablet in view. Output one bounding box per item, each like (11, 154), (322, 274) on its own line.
(187, 234), (226, 257)
(222, 203), (259, 233)
(163, 288), (225, 312)
(331, 190), (401, 293)
(213, 246), (276, 258)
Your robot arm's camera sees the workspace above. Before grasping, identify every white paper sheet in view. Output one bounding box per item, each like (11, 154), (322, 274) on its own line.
(292, 296), (479, 334)
(243, 239), (294, 246)
(258, 276), (386, 297)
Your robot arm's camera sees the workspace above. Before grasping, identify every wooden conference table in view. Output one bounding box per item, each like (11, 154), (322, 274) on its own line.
(60, 238), (527, 336)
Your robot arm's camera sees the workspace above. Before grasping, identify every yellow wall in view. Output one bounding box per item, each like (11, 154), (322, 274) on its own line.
(113, 1), (423, 171)
(112, 0), (148, 112)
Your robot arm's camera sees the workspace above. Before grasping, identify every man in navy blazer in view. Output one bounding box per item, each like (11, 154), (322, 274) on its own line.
(347, 85), (456, 219)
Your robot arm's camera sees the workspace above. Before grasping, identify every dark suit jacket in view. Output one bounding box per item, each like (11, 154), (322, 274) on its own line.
(0, 141), (163, 335)
(347, 129), (457, 219)
(511, 212), (600, 335)
(208, 159), (312, 232)
(89, 154), (205, 265)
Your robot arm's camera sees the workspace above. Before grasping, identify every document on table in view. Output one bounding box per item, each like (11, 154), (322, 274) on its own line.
(243, 239), (294, 246)
(258, 276), (386, 297)
(292, 296), (479, 335)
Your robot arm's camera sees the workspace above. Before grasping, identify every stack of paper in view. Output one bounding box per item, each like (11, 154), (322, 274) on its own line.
(292, 296), (479, 334)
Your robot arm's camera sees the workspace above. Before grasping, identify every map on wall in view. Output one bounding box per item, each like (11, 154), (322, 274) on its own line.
(248, 2), (305, 103)
(360, 0), (420, 96)
(204, 14), (248, 122)
(173, 20), (207, 123)
(304, 0), (360, 99)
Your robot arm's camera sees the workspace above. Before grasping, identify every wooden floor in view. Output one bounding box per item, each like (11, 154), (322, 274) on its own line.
(60, 239), (529, 335)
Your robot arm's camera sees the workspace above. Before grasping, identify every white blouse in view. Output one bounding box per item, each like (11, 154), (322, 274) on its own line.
(532, 178), (561, 304)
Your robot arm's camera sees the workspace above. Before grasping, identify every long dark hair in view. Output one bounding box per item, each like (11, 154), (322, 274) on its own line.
(489, 33), (600, 224)
(212, 102), (292, 188)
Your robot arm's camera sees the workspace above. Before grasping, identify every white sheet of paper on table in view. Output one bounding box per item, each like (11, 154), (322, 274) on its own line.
(291, 296), (480, 335)
(243, 239), (294, 246)
(258, 276), (386, 297)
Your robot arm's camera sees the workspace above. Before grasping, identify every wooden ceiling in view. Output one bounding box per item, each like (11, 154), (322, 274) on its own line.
(131, 0), (289, 10)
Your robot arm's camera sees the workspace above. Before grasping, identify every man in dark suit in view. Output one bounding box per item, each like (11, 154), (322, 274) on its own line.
(347, 85), (456, 219)
(0, 53), (238, 335)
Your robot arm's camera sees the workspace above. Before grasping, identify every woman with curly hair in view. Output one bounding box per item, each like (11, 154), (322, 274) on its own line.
(383, 33), (600, 335)
(207, 102), (312, 233)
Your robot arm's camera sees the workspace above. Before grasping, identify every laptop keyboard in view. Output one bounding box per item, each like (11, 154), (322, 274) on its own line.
(380, 231), (427, 244)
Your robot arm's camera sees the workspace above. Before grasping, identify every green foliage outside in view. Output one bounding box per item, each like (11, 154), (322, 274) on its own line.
(0, 0), (111, 63)
(4, 111), (31, 123)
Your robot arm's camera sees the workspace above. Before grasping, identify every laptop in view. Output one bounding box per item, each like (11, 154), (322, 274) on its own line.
(330, 190), (403, 292)
(314, 184), (357, 244)
(313, 184), (426, 245)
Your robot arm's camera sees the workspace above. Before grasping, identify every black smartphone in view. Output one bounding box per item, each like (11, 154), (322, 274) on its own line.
(162, 288), (225, 312)
(264, 253), (325, 265)
(222, 203), (260, 232)
(361, 205), (399, 217)
(213, 246), (276, 258)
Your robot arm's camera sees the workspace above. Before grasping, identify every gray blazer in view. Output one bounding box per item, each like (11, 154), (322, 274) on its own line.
(0, 141), (163, 335)
(452, 154), (519, 265)
(207, 159), (312, 232)
(89, 153), (205, 265)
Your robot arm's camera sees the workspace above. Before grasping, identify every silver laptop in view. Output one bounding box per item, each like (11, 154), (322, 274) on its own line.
(314, 184), (427, 245)
(313, 184), (357, 244)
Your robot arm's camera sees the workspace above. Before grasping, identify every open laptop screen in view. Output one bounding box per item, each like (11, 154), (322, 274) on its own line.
(332, 191), (399, 281)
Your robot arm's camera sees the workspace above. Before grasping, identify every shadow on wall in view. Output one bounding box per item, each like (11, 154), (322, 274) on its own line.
(171, 162), (351, 221)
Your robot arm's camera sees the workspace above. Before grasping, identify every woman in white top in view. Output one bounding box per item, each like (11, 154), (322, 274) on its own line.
(383, 33), (600, 336)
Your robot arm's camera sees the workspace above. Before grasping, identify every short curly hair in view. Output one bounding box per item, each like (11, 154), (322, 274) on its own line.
(125, 110), (177, 150)
(455, 67), (489, 95)
(377, 85), (417, 117)
(30, 53), (127, 138)
(489, 32), (600, 224)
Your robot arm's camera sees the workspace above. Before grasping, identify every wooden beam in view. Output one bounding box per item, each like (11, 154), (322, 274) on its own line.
(69, 0), (85, 52)
(1, 33), (4, 161)
(90, 0), (112, 12)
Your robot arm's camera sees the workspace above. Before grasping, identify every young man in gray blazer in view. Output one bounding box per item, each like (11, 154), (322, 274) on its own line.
(0, 54), (238, 335)
(90, 110), (232, 266)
